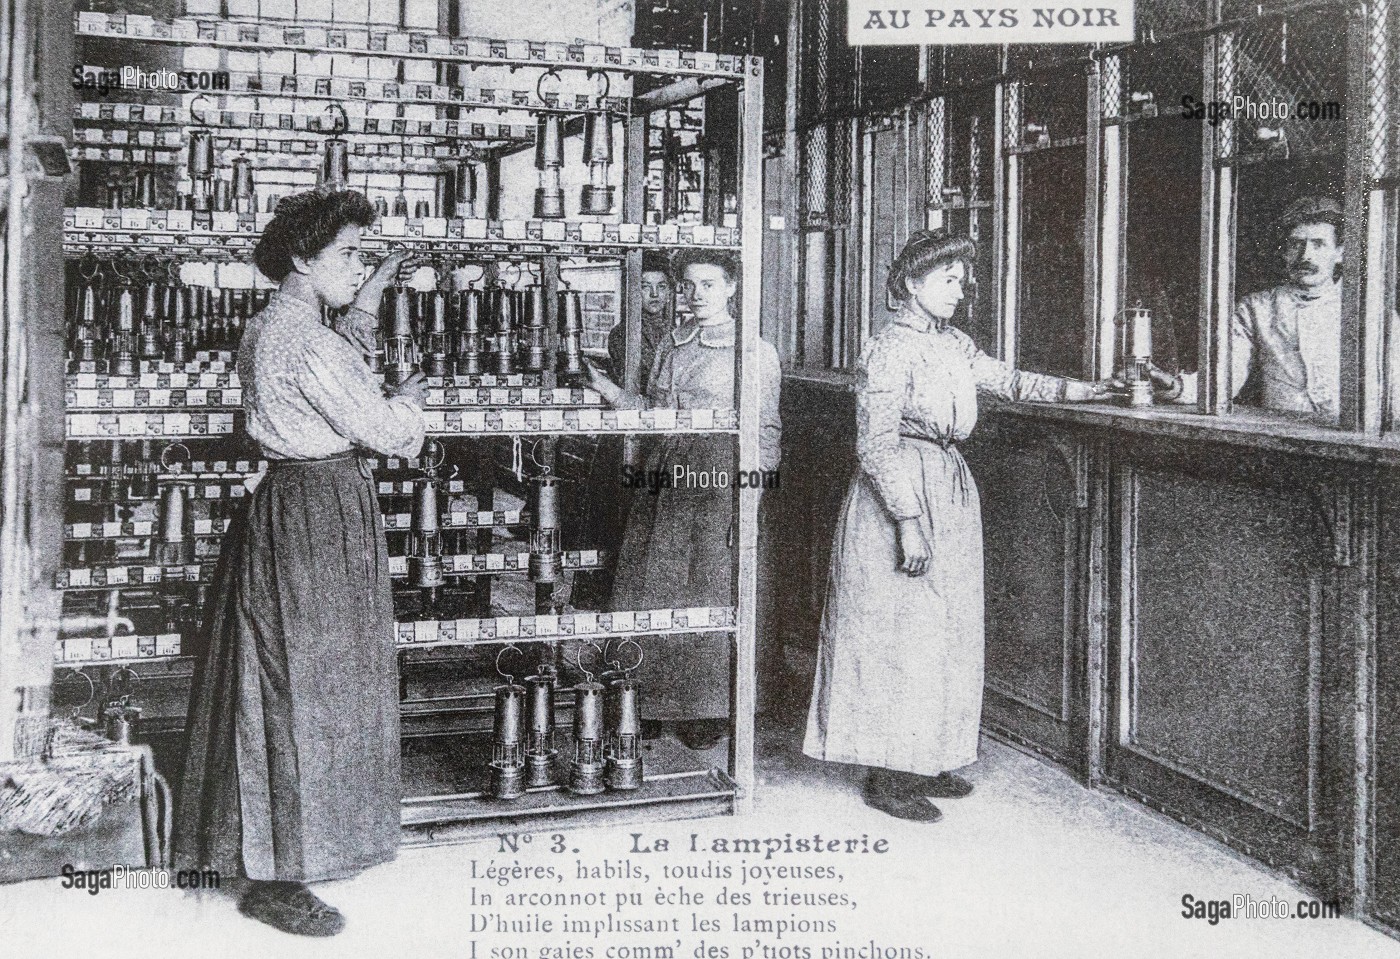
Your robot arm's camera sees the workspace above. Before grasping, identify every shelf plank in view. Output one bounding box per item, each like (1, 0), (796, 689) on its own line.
(74, 13), (751, 83)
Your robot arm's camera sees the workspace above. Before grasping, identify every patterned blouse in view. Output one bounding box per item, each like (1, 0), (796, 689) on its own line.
(239, 289), (425, 460)
(858, 308), (1070, 520)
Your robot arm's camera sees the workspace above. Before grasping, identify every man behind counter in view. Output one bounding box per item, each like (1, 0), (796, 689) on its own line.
(1157, 196), (1345, 423)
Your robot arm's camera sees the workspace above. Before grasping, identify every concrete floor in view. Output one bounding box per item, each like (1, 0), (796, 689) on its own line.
(3, 713), (1400, 959)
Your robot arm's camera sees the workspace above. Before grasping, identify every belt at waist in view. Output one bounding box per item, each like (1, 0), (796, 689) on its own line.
(899, 432), (959, 450)
(264, 452), (359, 470)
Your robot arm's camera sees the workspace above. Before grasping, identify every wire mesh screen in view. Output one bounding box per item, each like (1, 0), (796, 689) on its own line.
(1222, 13), (1347, 160)
(1122, 36), (1206, 122)
(1369, 0), (1393, 182)
(800, 124), (830, 226)
(1004, 81), (1021, 151)
(830, 118), (853, 227)
(798, 0), (831, 125)
(1136, 0), (1214, 40)
(927, 97), (946, 208)
(1102, 55), (1122, 120)
(1217, 29), (1236, 158)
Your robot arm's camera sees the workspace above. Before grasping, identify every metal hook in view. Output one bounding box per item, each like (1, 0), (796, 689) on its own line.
(324, 101), (349, 134)
(616, 638), (643, 676)
(573, 640), (605, 683)
(160, 442), (191, 473)
(78, 252), (101, 282)
(587, 68), (611, 105)
(496, 644), (525, 683)
(69, 669), (96, 711)
(536, 68), (564, 103)
(189, 94), (213, 127)
(108, 666), (141, 699)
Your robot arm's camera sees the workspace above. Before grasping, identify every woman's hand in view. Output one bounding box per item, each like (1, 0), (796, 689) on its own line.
(1064, 379), (1116, 402)
(895, 518), (932, 576)
(352, 248), (412, 315)
(388, 371), (429, 407)
(583, 357), (625, 405)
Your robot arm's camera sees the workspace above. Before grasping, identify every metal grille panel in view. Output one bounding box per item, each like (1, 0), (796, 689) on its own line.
(1004, 80), (1021, 150)
(800, 124), (830, 226)
(1369, 0), (1392, 181)
(927, 97), (946, 209)
(830, 118), (852, 227)
(1122, 36), (1206, 123)
(1137, 0), (1213, 40)
(1217, 29), (1236, 158)
(1102, 54), (1123, 120)
(1225, 14), (1347, 159)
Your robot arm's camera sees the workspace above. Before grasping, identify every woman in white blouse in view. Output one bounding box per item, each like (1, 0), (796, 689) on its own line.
(803, 230), (1107, 822)
(175, 190), (425, 936)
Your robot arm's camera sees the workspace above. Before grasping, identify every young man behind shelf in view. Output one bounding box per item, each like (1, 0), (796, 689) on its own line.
(1157, 196), (1350, 425)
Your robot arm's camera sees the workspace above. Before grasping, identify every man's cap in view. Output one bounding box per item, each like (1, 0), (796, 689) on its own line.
(1276, 196), (1343, 234)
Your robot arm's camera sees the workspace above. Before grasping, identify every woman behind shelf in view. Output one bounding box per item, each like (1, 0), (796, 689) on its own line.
(586, 249), (781, 750)
(174, 189), (427, 937)
(803, 229), (1108, 822)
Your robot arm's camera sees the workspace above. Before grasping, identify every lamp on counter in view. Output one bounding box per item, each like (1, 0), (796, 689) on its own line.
(534, 113), (566, 219)
(382, 284), (418, 386)
(603, 640), (643, 791)
(524, 662), (559, 788)
(569, 645), (607, 795)
(1121, 301), (1153, 408)
(556, 287), (587, 387)
(488, 647), (527, 800)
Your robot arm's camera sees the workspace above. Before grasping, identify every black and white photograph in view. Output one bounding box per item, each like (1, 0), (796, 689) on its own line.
(1, 0), (1399, 955)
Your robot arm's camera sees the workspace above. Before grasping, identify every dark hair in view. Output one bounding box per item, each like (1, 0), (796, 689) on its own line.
(253, 188), (377, 282)
(886, 229), (977, 306)
(1276, 196), (1343, 239)
(673, 248), (740, 284)
(641, 250), (674, 284)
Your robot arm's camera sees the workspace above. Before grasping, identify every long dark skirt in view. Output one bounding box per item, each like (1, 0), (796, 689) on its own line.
(173, 456), (401, 882)
(611, 435), (733, 722)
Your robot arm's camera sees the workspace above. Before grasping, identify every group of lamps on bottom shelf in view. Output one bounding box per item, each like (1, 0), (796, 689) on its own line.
(489, 641), (643, 800)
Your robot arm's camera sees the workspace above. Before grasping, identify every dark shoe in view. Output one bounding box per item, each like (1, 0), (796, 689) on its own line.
(676, 719), (727, 751)
(924, 772), (974, 798)
(238, 882), (345, 937)
(861, 777), (943, 823)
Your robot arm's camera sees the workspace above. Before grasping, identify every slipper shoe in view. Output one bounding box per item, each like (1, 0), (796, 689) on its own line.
(238, 886), (345, 937)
